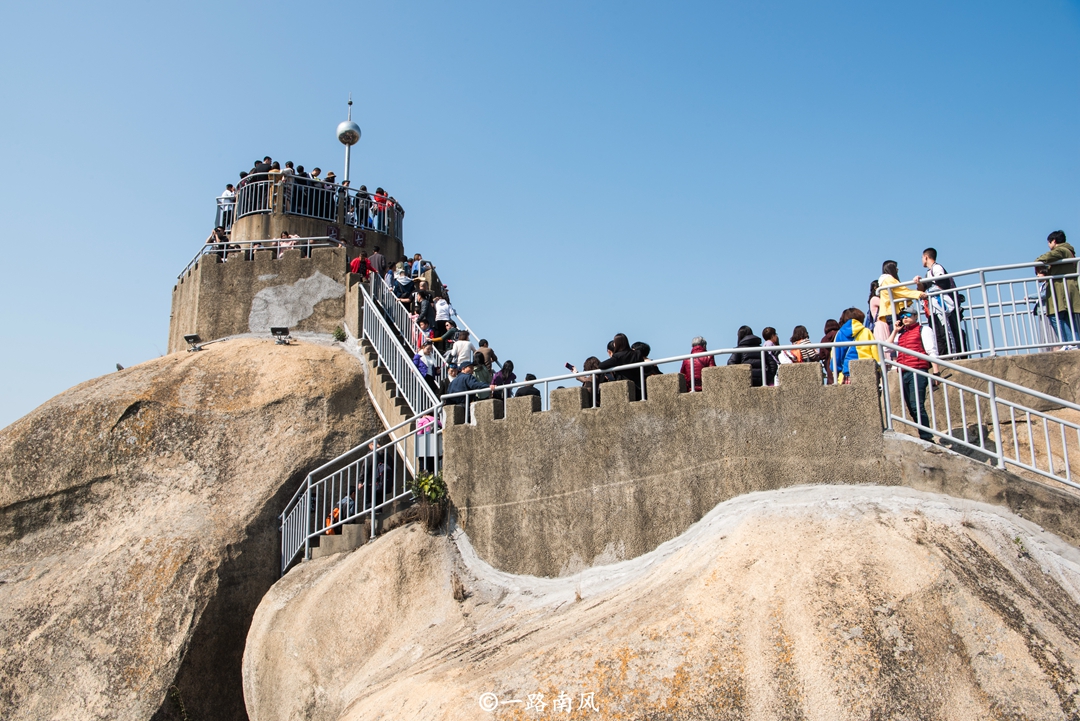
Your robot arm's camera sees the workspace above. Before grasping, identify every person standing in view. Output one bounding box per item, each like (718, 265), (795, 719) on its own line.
(349, 251), (370, 278)
(878, 260), (926, 329)
(598, 334), (644, 400)
(726, 326), (775, 387)
(819, 319), (840, 384)
(492, 360), (516, 401)
(450, 331), (475, 368)
(368, 246), (387, 277)
(917, 247), (967, 356)
(831, 308), (881, 385)
(680, 336), (715, 392)
(218, 184), (235, 229)
(1036, 230), (1080, 349)
(890, 308), (935, 442)
(475, 339), (498, 370)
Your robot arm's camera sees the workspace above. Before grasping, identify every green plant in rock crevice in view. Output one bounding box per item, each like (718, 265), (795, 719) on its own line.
(410, 471), (447, 504)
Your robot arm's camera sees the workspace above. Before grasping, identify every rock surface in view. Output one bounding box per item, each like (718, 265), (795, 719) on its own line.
(244, 485), (1080, 721)
(0, 338), (377, 721)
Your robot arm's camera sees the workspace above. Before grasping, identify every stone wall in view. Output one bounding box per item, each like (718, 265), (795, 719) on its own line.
(169, 247), (356, 353)
(445, 360), (891, 577)
(444, 358), (1080, 578)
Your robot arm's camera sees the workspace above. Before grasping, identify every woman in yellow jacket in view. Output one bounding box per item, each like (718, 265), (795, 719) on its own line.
(878, 260), (926, 328)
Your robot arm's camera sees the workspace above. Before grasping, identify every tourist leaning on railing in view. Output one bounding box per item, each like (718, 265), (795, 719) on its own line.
(1036, 230), (1080, 347)
(877, 260), (926, 325)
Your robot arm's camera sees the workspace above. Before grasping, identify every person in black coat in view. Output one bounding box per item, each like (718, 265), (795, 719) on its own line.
(726, 326), (777, 387)
(598, 333), (643, 400)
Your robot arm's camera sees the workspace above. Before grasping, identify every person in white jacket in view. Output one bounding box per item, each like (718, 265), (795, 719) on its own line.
(450, 330), (475, 368)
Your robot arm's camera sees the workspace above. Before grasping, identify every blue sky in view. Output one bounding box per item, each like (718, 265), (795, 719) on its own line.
(0, 1), (1077, 428)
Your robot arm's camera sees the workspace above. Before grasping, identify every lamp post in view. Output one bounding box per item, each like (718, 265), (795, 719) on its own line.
(336, 96), (361, 183)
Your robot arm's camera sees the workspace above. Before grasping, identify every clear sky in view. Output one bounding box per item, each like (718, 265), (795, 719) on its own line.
(0, 1), (1077, 428)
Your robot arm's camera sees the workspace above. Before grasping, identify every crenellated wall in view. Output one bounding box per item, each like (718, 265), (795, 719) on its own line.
(444, 360), (894, 577)
(443, 358), (1080, 577)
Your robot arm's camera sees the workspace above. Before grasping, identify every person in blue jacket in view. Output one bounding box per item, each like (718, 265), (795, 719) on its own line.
(444, 361), (495, 405)
(831, 307), (881, 383)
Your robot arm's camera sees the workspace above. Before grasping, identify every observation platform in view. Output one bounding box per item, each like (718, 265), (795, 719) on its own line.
(216, 174), (404, 249)
(168, 177), (407, 354)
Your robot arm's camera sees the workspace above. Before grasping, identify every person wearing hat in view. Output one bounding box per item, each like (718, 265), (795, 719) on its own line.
(444, 359), (495, 406)
(889, 307), (936, 442)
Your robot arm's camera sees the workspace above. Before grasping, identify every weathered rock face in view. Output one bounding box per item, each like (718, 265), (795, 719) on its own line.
(244, 486), (1080, 721)
(0, 338), (378, 721)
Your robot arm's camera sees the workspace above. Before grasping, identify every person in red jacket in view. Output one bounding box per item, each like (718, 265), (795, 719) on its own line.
(349, 252), (370, 279)
(890, 309), (934, 441)
(680, 336), (716, 392)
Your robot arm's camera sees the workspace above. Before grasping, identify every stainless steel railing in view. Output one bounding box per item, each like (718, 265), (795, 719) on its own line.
(882, 259), (1080, 358)
(221, 177), (404, 241)
(360, 282), (439, 415)
(234, 179), (275, 220)
(177, 236), (344, 279)
(369, 271), (494, 385)
(280, 408), (441, 573)
(281, 337), (1080, 573)
(881, 341), (1079, 485)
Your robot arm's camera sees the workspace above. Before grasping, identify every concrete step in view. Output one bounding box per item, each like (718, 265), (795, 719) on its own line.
(310, 521), (376, 560)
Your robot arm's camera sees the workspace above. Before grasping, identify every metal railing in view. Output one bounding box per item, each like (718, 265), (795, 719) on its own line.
(881, 342), (1080, 486)
(220, 176), (404, 241)
(234, 179), (275, 220)
(280, 336), (1080, 573)
(215, 194), (235, 231)
(369, 271), (490, 385)
(361, 282), (440, 415)
(883, 259), (1080, 358)
(177, 236), (344, 279)
(280, 407), (441, 573)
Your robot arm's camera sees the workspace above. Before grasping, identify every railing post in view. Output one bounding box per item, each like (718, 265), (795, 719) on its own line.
(880, 352), (893, 431)
(980, 270), (997, 356)
(987, 380), (1006, 469)
(302, 474), (311, 562)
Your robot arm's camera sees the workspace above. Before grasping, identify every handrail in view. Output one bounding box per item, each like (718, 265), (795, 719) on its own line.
(224, 175), (404, 240)
(369, 271), (489, 381)
(360, 282), (439, 415)
(177, 236), (344, 279)
(876, 258), (1079, 359)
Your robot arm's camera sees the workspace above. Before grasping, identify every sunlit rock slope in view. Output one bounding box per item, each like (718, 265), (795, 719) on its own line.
(0, 338), (377, 721)
(245, 485), (1080, 721)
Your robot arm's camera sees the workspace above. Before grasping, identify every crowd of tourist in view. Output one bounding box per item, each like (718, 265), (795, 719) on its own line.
(214, 155), (403, 234)
(399, 233), (1077, 445)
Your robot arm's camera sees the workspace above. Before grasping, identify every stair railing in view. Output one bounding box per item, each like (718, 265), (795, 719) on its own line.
(279, 406), (441, 574)
(360, 282), (439, 416)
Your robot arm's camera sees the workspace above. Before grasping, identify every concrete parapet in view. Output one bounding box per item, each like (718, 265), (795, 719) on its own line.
(506, 394), (541, 419)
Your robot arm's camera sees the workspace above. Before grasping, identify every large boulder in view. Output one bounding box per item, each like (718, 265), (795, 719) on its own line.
(244, 485), (1080, 720)
(0, 338), (378, 720)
